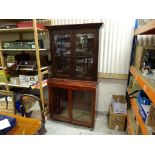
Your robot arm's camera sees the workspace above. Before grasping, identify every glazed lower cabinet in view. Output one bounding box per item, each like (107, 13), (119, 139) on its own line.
(48, 78), (97, 128)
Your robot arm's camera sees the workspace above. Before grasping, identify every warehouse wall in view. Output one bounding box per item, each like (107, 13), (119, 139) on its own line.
(97, 79), (127, 113)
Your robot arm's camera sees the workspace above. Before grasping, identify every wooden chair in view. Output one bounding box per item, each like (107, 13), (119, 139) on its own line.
(19, 94), (47, 135)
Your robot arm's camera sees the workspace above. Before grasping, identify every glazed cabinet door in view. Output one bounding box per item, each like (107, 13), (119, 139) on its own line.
(71, 89), (95, 127)
(51, 87), (70, 121)
(74, 29), (98, 81)
(51, 30), (73, 79)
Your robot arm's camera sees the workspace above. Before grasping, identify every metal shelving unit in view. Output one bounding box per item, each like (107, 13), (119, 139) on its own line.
(127, 19), (155, 135)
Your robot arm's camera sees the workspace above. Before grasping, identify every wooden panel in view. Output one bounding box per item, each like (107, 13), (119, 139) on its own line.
(46, 23), (103, 30)
(33, 19), (45, 109)
(0, 49), (47, 51)
(135, 20), (155, 35)
(48, 78), (97, 90)
(98, 73), (128, 80)
(0, 82), (30, 88)
(0, 27), (45, 34)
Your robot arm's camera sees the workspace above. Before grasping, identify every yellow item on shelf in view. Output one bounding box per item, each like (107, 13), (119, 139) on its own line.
(0, 70), (10, 83)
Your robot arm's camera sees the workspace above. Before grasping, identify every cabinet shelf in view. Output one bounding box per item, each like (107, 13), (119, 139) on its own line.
(130, 66), (155, 105)
(134, 20), (155, 35)
(127, 88), (150, 135)
(0, 27), (46, 33)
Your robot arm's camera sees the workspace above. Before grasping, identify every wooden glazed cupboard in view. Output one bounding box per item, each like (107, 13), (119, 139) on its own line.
(46, 23), (103, 128)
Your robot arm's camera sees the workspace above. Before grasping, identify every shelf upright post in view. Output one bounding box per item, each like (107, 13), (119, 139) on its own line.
(0, 41), (9, 91)
(33, 19), (45, 111)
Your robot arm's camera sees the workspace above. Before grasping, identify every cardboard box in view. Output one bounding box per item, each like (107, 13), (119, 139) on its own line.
(146, 104), (155, 127)
(108, 105), (127, 131)
(112, 95), (127, 114)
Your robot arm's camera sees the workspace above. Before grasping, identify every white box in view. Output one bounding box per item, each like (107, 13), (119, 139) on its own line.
(19, 75), (38, 86)
(112, 95), (127, 114)
(19, 75), (30, 86)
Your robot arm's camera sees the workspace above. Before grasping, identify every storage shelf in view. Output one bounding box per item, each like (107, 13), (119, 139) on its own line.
(130, 66), (155, 105)
(0, 49), (47, 51)
(0, 19), (48, 115)
(135, 20), (155, 35)
(127, 88), (149, 135)
(0, 80), (47, 89)
(0, 82), (30, 88)
(0, 27), (46, 33)
(18, 66), (48, 71)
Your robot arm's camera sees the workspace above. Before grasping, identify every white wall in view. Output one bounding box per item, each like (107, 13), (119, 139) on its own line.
(97, 79), (127, 113)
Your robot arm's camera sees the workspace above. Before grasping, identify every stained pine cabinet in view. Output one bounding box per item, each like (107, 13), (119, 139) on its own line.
(46, 23), (103, 128)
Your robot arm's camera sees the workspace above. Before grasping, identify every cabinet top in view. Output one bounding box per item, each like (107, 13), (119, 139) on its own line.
(45, 23), (103, 30)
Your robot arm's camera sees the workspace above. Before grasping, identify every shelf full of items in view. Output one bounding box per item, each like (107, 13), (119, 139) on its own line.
(0, 19), (51, 115)
(127, 19), (155, 135)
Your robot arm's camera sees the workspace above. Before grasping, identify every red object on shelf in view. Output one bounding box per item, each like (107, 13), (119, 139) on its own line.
(17, 22), (47, 30)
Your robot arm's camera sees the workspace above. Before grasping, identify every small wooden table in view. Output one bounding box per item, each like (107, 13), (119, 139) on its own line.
(0, 112), (41, 135)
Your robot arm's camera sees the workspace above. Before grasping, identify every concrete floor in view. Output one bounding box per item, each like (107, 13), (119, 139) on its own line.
(45, 115), (126, 135)
(26, 103), (126, 135)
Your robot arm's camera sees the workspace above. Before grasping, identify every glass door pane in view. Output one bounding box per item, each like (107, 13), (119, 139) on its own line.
(52, 88), (69, 119)
(54, 34), (71, 76)
(72, 90), (93, 123)
(75, 33), (94, 77)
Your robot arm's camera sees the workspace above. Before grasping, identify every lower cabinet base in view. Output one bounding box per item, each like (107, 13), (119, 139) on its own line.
(48, 78), (97, 129)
